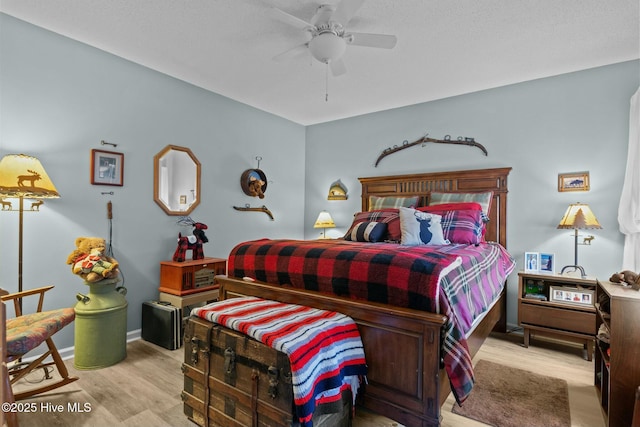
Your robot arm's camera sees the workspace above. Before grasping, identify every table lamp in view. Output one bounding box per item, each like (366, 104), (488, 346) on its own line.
(313, 211), (335, 239)
(557, 202), (601, 278)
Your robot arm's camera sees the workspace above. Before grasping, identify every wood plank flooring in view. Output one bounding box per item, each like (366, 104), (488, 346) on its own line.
(12, 331), (604, 427)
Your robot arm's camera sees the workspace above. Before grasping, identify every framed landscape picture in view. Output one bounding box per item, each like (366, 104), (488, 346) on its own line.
(558, 171), (589, 192)
(91, 149), (124, 186)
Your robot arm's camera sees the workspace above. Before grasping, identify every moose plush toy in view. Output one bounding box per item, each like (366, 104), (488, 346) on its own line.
(173, 217), (209, 262)
(609, 270), (640, 290)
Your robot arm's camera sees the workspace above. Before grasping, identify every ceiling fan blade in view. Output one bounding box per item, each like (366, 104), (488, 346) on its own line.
(331, 0), (365, 26)
(330, 58), (347, 76)
(346, 32), (397, 49)
(272, 43), (309, 62)
(268, 7), (313, 31)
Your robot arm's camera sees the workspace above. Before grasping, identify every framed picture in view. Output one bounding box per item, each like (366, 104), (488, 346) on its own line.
(524, 252), (540, 272)
(558, 171), (590, 192)
(91, 149), (124, 186)
(539, 253), (555, 274)
(549, 286), (594, 306)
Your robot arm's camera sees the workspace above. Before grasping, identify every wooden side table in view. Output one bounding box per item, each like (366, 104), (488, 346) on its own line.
(517, 271), (597, 360)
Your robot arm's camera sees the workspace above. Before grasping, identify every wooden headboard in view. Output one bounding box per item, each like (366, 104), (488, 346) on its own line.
(359, 167), (512, 248)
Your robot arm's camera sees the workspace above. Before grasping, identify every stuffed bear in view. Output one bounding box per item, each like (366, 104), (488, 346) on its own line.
(247, 176), (265, 199)
(609, 270), (640, 290)
(66, 237), (119, 283)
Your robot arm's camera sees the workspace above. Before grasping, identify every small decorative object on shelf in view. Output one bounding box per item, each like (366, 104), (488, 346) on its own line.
(608, 269), (640, 290)
(173, 216), (208, 262)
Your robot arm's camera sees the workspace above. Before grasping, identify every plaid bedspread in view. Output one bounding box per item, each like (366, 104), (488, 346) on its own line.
(191, 297), (367, 427)
(228, 239), (515, 403)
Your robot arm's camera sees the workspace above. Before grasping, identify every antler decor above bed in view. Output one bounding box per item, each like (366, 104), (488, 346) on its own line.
(375, 134), (488, 167)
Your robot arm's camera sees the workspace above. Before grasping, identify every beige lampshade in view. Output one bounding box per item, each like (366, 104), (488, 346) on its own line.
(313, 211), (336, 229)
(0, 154), (60, 199)
(557, 203), (602, 229)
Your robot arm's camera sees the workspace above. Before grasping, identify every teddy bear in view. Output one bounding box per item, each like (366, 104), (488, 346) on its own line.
(66, 237), (120, 283)
(609, 270), (640, 290)
(247, 176), (265, 199)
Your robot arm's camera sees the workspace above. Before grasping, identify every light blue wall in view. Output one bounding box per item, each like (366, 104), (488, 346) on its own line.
(1, 13), (639, 351)
(305, 60), (640, 326)
(0, 14), (306, 350)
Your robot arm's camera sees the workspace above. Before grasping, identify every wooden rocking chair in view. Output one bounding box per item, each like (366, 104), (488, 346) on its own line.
(1, 285), (78, 401)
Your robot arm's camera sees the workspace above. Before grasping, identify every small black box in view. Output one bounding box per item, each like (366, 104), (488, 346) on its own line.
(142, 301), (183, 350)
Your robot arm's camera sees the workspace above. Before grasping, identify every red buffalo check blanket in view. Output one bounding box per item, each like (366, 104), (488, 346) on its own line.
(191, 297), (367, 427)
(228, 238), (516, 404)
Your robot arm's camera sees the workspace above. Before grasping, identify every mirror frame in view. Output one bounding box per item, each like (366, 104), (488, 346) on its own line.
(153, 145), (201, 216)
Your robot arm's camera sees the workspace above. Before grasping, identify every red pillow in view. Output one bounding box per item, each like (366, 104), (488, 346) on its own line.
(420, 202), (483, 212)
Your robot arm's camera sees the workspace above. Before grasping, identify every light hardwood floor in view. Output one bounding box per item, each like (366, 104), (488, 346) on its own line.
(12, 331), (604, 427)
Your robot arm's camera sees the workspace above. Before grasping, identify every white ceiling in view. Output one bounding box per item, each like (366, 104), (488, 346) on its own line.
(1, 0), (638, 125)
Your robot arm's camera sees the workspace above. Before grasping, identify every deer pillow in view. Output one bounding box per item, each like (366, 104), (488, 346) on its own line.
(399, 207), (450, 246)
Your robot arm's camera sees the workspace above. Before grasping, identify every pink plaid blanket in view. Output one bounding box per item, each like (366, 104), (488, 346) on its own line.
(192, 297), (367, 427)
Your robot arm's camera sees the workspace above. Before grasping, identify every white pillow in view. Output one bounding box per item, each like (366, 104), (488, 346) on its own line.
(399, 207), (450, 246)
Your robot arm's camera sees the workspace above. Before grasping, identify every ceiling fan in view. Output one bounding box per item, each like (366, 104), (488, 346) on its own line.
(269, 0), (397, 77)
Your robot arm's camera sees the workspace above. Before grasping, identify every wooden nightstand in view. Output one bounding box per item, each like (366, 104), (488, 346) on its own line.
(517, 271), (597, 360)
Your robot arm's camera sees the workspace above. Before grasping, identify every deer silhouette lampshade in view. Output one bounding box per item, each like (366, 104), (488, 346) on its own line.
(0, 154), (60, 199)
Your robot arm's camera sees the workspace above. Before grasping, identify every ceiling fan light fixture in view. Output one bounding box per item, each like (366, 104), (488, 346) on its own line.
(308, 32), (346, 63)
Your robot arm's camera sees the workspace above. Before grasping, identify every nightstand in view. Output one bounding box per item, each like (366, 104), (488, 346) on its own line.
(517, 271), (597, 360)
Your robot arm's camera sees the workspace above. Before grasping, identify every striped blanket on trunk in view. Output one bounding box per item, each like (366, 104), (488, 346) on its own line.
(191, 297), (367, 427)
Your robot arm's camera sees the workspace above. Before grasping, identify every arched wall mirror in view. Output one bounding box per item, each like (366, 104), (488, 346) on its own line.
(153, 145), (201, 215)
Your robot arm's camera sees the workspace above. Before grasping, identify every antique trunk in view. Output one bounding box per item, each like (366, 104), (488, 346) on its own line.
(182, 316), (352, 427)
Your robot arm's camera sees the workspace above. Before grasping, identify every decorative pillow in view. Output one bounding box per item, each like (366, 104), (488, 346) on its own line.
(429, 191), (493, 217)
(344, 221), (388, 243)
(399, 207), (450, 246)
(419, 206), (485, 244)
(369, 195), (420, 210)
(343, 209), (401, 242)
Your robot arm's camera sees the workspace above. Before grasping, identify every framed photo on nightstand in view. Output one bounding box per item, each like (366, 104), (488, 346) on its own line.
(539, 253), (555, 274)
(524, 252), (539, 272)
(550, 286), (594, 306)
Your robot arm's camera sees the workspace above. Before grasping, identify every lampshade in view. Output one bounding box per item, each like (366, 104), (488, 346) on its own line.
(557, 203), (602, 230)
(308, 32), (346, 63)
(313, 211), (336, 229)
(0, 154), (60, 199)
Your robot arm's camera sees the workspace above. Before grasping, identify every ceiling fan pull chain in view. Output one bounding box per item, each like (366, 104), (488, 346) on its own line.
(325, 62), (329, 102)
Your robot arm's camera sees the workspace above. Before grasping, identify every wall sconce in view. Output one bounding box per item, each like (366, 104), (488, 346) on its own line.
(557, 202), (602, 278)
(327, 179), (348, 200)
(313, 211), (336, 239)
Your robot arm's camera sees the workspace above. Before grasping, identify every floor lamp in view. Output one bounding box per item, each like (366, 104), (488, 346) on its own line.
(557, 202), (601, 278)
(0, 154), (60, 312)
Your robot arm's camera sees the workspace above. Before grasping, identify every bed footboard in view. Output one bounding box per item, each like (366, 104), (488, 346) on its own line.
(217, 275), (449, 427)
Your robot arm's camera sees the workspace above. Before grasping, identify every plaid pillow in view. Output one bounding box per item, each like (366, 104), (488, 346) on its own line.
(344, 221), (388, 243)
(419, 206), (485, 244)
(369, 195), (420, 210)
(343, 209), (401, 242)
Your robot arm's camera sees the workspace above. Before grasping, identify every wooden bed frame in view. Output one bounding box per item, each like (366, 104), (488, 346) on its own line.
(217, 167), (512, 427)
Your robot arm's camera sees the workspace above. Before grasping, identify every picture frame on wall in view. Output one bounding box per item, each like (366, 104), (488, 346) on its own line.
(539, 253), (555, 274)
(558, 171), (590, 192)
(524, 252), (539, 272)
(91, 149), (124, 186)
